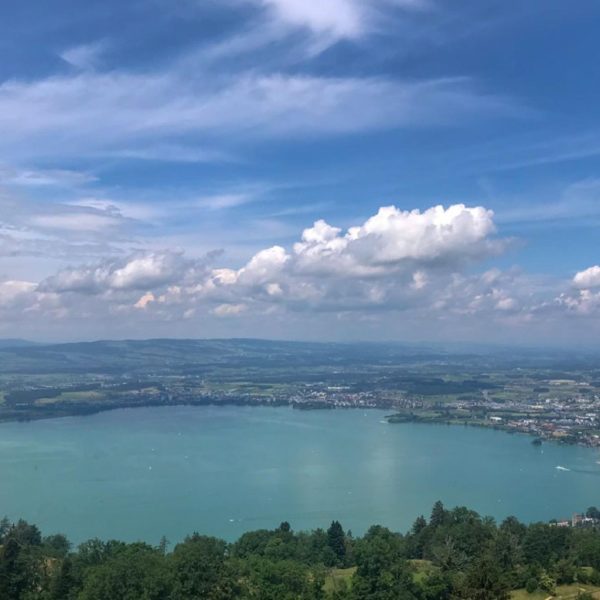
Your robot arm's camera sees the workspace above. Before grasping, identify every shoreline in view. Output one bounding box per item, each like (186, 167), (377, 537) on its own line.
(0, 399), (597, 450)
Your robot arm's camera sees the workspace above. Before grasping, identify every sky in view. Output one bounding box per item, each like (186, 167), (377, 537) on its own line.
(0, 0), (599, 344)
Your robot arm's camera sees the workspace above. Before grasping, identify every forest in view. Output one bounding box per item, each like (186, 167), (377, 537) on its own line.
(2, 502), (600, 599)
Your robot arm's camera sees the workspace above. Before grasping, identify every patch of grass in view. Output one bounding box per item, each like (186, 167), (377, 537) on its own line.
(323, 567), (356, 594)
(34, 390), (105, 405)
(511, 583), (600, 599)
(410, 559), (438, 584)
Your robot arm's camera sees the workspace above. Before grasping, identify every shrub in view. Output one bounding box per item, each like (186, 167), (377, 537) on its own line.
(525, 577), (538, 594)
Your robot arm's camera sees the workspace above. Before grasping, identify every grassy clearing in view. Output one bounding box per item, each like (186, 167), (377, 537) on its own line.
(34, 390), (105, 405)
(410, 559), (438, 583)
(511, 583), (600, 599)
(323, 567), (356, 594)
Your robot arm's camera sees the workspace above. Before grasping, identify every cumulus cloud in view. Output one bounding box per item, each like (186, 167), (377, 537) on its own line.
(573, 265), (600, 289)
(39, 251), (197, 294)
(34, 203), (501, 309)
(134, 292), (156, 309)
(212, 303), (247, 317)
(550, 266), (600, 317)
(293, 204), (500, 276)
(0, 280), (37, 307)
(4, 203), (592, 339)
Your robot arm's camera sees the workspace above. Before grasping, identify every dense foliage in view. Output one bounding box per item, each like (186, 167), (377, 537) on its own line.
(2, 503), (600, 599)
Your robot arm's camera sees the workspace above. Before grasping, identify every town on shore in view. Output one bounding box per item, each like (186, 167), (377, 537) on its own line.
(0, 339), (598, 447)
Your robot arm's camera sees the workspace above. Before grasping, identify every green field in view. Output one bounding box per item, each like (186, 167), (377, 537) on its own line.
(323, 567), (356, 594)
(511, 583), (600, 599)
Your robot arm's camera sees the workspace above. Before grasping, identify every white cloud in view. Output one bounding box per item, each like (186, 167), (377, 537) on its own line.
(293, 204), (499, 276)
(258, 0), (364, 38)
(212, 303), (247, 316)
(0, 166), (96, 187)
(134, 292), (156, 309)
(554, 289), (600, 316)
(6, 202), (592, 341)
(237, 245), (290, 285)
(60, 41), (108, 71)
(0, 280), (37, 307)
(247, 0), (427, 41)
(40, 251), (197, 294)
(573, 265), (600, 289)
(30, 213), (121, 232)
(195, 193), (256, 211)
(34, 203), (501, 310)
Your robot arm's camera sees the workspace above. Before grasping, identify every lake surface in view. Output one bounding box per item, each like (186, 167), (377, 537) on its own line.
(1, 405), (599, 545)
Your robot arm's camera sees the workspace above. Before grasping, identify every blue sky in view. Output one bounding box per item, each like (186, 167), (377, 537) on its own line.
(0, 0), (599, 343)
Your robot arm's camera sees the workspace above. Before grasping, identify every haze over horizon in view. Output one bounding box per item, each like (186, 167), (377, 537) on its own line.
(1, 1), (599, 343)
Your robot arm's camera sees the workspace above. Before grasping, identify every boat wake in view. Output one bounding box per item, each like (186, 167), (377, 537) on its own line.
(555, 465), (570, 472)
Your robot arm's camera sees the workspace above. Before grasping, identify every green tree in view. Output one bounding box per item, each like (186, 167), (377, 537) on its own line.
(78, 543), (172, 600)
(351, 526), (415, 600)
(170, 534), (237, 599)
(43, 534), (71, 558)
(525, 577), (538, 594)
(239, 557), (318, 600)
(586, 507), (600, 520)
(461, 552), (509, 600)
(0, 532), (43, 600)
(411, 516), (427, 535)
(430, 501), (447, 528)
(327, 522), (346, 564)
(49, 556), (76, 600)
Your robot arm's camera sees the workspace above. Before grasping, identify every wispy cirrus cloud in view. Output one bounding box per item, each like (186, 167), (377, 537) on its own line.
(0, 165), (96, 187)
(0, 69), (521, 163)
(60, 41), (109, 71)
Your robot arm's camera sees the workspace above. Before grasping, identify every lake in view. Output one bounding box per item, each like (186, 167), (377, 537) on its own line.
(0, 405), (599, 545)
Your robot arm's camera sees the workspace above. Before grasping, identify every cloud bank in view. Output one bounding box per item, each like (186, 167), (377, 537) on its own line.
(1, 203), (597, 342)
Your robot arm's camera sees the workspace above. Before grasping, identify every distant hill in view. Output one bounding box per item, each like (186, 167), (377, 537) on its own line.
(0, 338), (448, 375)
(0, 337), (596, 376)
(0, 338), (39, 349)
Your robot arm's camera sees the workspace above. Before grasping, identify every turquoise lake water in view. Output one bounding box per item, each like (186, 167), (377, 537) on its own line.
(0, 405), (599, 545)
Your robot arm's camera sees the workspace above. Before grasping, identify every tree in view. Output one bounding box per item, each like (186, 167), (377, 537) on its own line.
(279, 522), (291, 533)
(170, 534), (237, 599)
(0, 532), (43, 600)
(417, 571), (452, 600)
(587, 507), (600, 520)
(411, 516), (427, 535)
(78, 543), (172, 600)
(44, 534), (71, 558)
(525, 577), (538, 594)
(351, 526), (416, 600)
(50, 556), (76, 600)
(461, 552), (510, 600)
(238, 557), (319, 600)
(8, 520), (42, 547)
(431, 536), (468, 571)
(327, 521), (346, 563)
(0, 537), (24, 599)
(430, 501), (447, 528)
